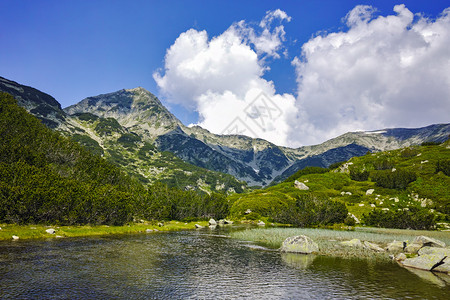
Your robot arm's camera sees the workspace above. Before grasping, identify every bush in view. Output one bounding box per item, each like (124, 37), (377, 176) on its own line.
(350, 169), (369, 181)
(279, 194), (348, 227)
(370, 169), (416, 189)
(436, 159), (450, 176)
(362, 207), (436, 230)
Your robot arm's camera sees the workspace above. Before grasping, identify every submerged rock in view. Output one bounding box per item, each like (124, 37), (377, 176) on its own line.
(280, 235), (319, 254)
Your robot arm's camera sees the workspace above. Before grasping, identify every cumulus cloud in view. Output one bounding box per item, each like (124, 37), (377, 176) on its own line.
(155, 5), (450, 147)
(154, 10), (296, 146)
(291, 5), (450, 146)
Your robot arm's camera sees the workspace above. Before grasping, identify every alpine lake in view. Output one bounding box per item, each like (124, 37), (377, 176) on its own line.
(1, 225), (449, 299)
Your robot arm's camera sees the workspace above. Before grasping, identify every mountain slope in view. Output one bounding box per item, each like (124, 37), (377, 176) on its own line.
(2, 76), (449, 187)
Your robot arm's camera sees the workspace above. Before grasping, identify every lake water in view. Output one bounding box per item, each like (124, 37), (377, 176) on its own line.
(1, 228), (449, 299)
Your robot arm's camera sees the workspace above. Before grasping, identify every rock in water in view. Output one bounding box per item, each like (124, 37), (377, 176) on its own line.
(386, 240), (405, 252)
(363, 241), (385, 252)
(280, 235), (319, 254)
(402, 254), (447, 271)
(209, 219), (217, 226)
(194, 224), (203, 229)
(413, 236), (446, 248)
(45, 229), (56, 234)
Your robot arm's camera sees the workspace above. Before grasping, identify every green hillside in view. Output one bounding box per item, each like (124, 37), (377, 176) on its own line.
(228, 139), (450, 229)
(0, 93), (229, 225)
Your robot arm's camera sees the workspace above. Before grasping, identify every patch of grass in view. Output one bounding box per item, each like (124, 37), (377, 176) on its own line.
(0, 221), (209, 241)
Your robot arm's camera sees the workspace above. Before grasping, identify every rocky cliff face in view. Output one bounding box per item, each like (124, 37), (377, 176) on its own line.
(2, 76), (449, 187)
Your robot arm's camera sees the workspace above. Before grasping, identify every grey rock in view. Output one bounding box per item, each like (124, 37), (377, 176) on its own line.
(402, 254), (446, 271)
(209, 218), (217, 226)
(45, 229), (56, 234)
(12, 235), (19, 240)
(280, 235), (319, 254)
(294, 180), (309, 190)
(418, 246), (450, 257)
(395, 253), (407, 261)
(413, 236), (446, 248)
(404, 243), (423, 254)
(363, 241), (385, 252)
(434, 257), (450, 274)
(386, 240), (405, 252)
(257, 220), (265, 226)
(194, 224), (203, 229)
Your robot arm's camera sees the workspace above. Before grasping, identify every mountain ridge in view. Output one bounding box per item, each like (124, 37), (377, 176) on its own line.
(1, 76), (449, 187)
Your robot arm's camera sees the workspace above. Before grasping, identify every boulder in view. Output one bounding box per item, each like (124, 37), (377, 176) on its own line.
(194, 224), (203, 229)
(280, 235), (319, 254)
(257, 220), (265, 226)
(12, 235), (19, 240)
(157, 222), (164, 227)
(413, 236), (446, 248)
(294, 180), (309, 190)
(218, 219), (225, 225)
(386, 240), (405, 252)
(244, 209), (252, 214)
(404, 243), (423, 254)
(366, 189), (375, 195)
(363, 241), (385, 252)
(434, 257), (450, 274)
(209, 218), (217, 226)
(418, 246), (450, 257)
(395, 253), (407, 261)
(45, 229), (56, 234)
(340, 239), (363, 248)
(402, 254), (446, 271)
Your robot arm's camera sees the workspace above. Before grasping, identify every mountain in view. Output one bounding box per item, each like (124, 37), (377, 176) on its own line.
(2, 76), (449, 188)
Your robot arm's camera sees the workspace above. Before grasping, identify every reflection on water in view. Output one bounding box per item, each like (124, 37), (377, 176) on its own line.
(0, 229), (449, 299)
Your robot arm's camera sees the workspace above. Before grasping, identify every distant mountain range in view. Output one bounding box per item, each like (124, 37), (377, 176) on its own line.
(2, 75), (449, 188)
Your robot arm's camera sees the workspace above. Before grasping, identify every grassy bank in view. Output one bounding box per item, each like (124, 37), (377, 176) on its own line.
(231, 227), (450, 261)
(0, 221), (210, 241)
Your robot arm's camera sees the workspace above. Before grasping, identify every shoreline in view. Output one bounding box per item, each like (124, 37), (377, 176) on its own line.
(0, 221), (210, 241)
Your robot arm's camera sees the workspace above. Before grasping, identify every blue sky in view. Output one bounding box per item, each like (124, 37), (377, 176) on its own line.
(1, 0), (449, 146)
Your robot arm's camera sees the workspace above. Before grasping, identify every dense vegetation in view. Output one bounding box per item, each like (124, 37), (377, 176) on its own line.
(228, 137), (450, 229)
(0, 93), (230, 225)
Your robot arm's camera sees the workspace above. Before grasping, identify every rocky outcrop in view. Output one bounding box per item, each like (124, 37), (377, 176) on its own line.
(412, 235), (446, 248)
(294, 180), (309, 190)
(280, 235), (319, 254)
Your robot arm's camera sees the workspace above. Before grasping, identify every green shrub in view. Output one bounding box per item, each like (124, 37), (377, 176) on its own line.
(436, 159), (450, 176)
(370, 169), (416, 189)
(350, 169), (369, 181)
(362, 208), (436, 230)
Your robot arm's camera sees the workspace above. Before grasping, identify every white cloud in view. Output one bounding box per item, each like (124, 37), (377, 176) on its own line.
(154, 10), (296, 146)
(155, 5), (450, 148)
(291, 5), (450, 146)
